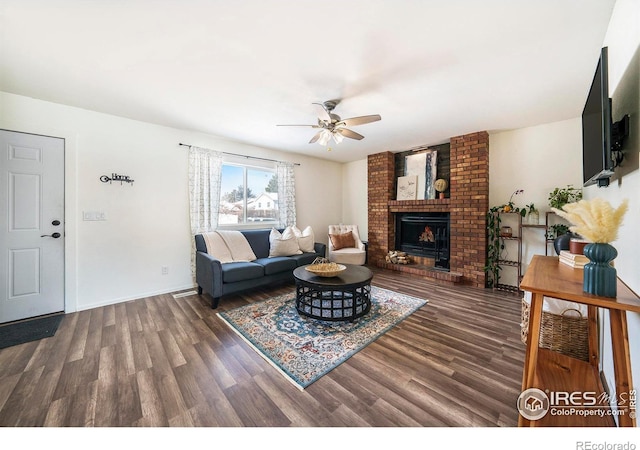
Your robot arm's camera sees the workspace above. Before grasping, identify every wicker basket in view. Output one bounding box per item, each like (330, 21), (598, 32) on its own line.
(520, 298), (589, 361)
(305, 257), (346, 277)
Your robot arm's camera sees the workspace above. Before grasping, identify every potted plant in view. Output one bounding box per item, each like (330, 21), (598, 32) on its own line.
(546, 224), (569, 239)
(553, 198), (629, 297)
(524, 203), (539, 225)
(548, 185), (582, 210)
(547, 185), (582, 254)
(546, 224), (571, 255)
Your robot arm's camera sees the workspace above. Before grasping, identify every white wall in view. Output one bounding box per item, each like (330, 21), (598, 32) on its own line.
(0, 91), (343, 312)
(341, 159), (368, 238)
(597, 0), (640, 409)
(489, 117), (584, 284)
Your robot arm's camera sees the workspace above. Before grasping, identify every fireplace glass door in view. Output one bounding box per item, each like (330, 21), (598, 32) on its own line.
(395, 212), (450, 270)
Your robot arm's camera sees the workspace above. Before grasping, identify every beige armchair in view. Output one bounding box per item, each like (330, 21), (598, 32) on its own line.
(327, 224), (367, 265)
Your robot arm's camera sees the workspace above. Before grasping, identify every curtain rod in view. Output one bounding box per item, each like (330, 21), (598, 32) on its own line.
(179, 143), (300, 166)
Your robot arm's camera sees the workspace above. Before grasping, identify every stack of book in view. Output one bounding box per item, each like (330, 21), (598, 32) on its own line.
(559, 250), (589, 268)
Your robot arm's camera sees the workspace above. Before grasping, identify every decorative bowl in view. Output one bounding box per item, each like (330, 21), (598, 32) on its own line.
(305, 262), (346, 278)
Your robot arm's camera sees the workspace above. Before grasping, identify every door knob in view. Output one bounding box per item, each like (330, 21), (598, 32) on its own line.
(41, 232), (61, 238)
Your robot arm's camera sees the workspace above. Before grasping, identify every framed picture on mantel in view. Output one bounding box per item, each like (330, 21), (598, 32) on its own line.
(396, 175), (417, 200)
(404, 150), (437, 199)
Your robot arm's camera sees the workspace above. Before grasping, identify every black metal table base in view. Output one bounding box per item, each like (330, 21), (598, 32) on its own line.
(295, 283), (371, 322)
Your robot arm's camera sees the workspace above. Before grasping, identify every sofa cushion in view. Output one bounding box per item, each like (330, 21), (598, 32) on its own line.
(289, 252), (320, 267)
(241, 229), (272, 259)
(254, 257), (297, 275)
(221, 262), (264, 283)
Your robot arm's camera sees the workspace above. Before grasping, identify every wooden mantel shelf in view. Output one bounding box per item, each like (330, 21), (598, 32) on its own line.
(388, 198), (450, 207)
(388, 198), (451, 214)
(519, 255), (640, 427)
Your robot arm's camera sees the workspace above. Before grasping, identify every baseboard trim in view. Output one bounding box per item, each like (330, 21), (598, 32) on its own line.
(76, 283), (198, 312)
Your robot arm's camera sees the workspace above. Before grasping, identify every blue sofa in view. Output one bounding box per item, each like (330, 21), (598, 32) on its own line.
(195, 229), (326, 309)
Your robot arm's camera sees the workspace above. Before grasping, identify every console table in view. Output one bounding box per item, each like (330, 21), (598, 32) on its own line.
(519, 255), (640, 427)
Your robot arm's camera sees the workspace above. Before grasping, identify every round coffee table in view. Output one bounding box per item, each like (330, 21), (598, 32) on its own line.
(293, 264), (373, 322)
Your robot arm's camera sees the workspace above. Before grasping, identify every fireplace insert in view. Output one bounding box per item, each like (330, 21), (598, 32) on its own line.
(395, 212), (450, 270)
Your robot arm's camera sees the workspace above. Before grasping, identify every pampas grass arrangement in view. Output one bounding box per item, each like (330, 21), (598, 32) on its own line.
(552, 198), (629, 243)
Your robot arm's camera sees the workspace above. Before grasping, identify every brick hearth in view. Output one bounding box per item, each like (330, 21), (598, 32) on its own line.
(367, 131), (489, 287)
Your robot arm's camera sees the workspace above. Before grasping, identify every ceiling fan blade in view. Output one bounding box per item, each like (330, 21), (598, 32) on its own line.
(309, 131), (323, 144)
(312, 102), (332, 122)
(338, 114), (381, 127)
(336, 128), (364, 140)
(276, 124), (317, 127)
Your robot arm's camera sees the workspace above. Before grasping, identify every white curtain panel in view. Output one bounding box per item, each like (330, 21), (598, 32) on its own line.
(188, 146), (223, 277)
(276, 162), (297, 228)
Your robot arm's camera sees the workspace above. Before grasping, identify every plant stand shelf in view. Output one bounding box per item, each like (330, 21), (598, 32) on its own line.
(487, 211), (524, 293)
(495, 283), (521, 294)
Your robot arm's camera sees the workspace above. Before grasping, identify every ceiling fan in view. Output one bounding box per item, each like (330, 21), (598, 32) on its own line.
(277, 100), (381, 145)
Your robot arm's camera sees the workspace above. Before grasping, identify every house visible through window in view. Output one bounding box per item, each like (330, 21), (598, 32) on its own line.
(219, 163), (278, 225)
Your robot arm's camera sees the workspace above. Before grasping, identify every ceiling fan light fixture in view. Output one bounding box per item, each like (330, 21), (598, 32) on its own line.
(318, 130), (332, 146)
(315, 129), (344, 146)
(278, 100), (381, 147)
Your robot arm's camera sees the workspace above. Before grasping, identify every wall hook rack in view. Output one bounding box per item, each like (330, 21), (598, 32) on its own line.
(100, 173), (134, 185)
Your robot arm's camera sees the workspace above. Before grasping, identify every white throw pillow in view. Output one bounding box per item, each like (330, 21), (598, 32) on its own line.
(269, 227), (302, 257)
(292, 225), (315, 253)
(281, 226), (297, 240)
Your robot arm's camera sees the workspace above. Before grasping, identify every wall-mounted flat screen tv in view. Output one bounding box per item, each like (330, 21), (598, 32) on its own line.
(582, 47), (614, 187)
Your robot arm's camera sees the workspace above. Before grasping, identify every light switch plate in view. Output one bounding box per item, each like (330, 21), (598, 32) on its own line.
(83, 211), (107, 221)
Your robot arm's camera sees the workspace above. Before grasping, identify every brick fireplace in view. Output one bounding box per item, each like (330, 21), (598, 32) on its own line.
(367, 131), (489, 288)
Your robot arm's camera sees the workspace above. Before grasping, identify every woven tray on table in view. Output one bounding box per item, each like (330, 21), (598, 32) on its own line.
(305, 257), (346, 278)
(520, 298), (589, 362)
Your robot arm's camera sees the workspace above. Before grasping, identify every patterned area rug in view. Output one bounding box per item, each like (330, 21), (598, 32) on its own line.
(217, 286), (427, 390)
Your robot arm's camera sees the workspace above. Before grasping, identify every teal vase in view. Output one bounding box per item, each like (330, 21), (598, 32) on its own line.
(583, 243), (618, 297)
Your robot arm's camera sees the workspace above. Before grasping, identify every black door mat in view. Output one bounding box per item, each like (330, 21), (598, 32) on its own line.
(0, 313), (64, 350)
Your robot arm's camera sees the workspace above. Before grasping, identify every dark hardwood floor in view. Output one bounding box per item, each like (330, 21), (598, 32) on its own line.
(0, 267), (525, 427)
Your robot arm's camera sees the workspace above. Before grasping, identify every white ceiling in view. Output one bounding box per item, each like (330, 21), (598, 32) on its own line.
(0, 1), (616, 163)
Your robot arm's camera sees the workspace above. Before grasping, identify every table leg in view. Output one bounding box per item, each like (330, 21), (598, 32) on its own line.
(587, 306), (599, 368)
(351, 288), (356, 322)
(519, 292), (544, 427)
(609, 309), (636, 427)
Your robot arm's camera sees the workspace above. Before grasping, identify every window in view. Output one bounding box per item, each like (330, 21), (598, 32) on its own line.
(219, 163), (278, 226)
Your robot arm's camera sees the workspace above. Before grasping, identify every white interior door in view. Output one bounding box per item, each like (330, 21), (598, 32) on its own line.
(0, 130), (65, 323)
